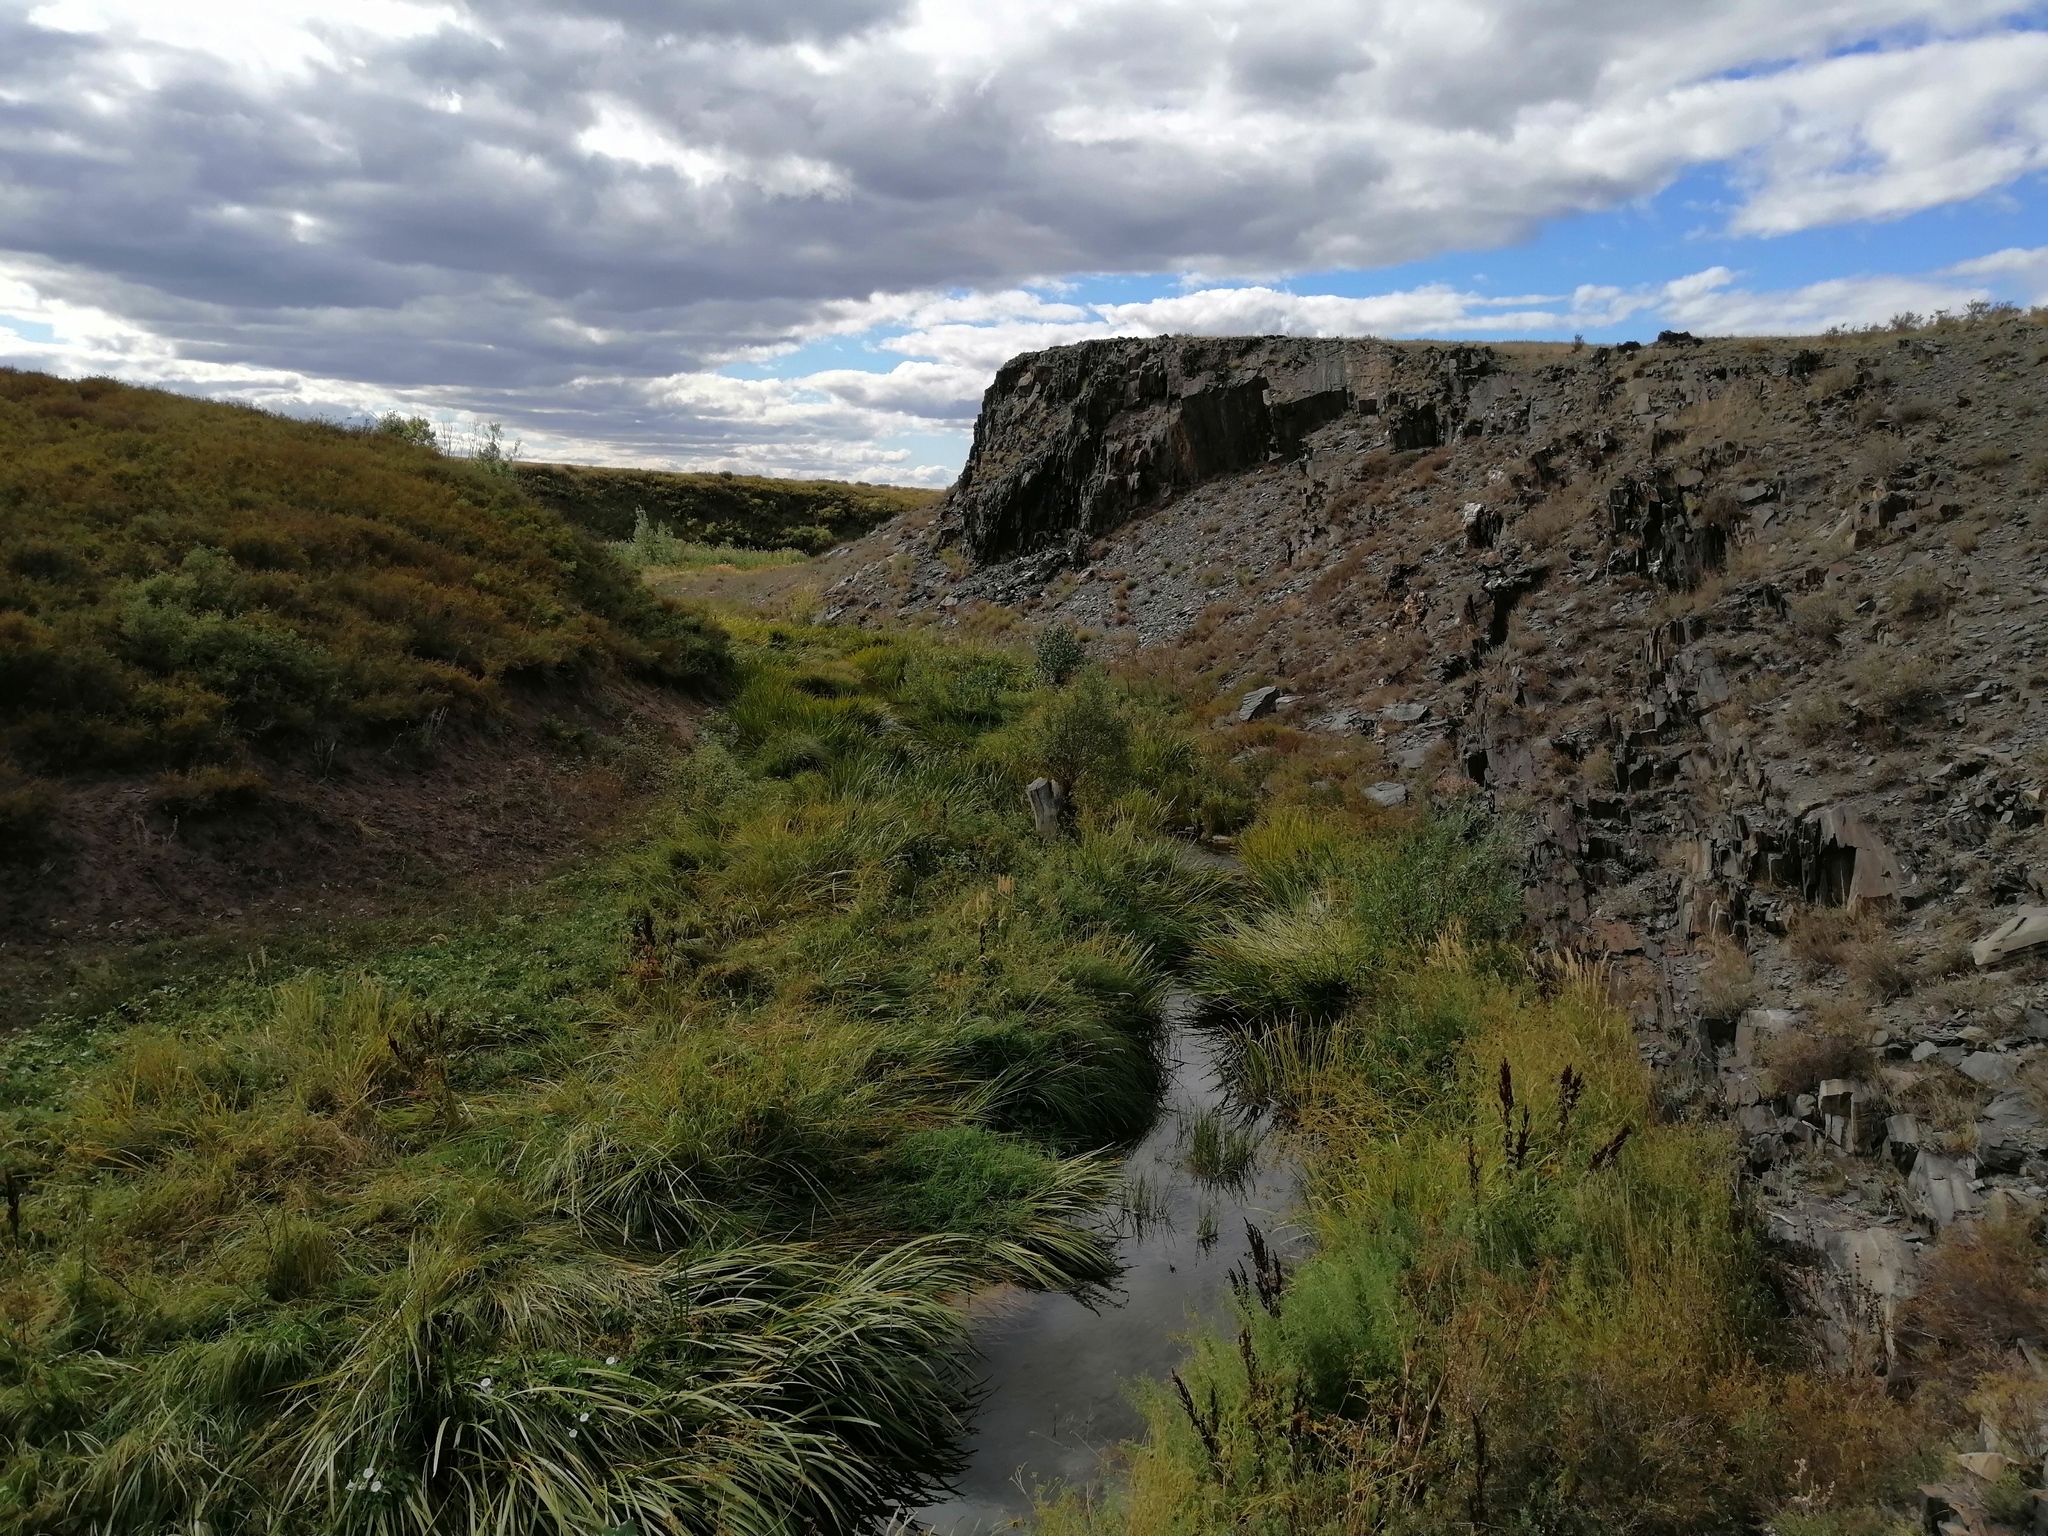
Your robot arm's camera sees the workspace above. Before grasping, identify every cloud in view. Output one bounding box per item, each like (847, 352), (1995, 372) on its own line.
(3, 1), (2048, 476)
(1652, 267), (1996, 334)
(1949, 244), (2048, 302)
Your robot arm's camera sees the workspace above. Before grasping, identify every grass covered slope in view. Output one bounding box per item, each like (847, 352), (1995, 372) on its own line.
(513, 463), (940, 549)
(0, 371), (729, 776)
(0, 621), (1253, 1536)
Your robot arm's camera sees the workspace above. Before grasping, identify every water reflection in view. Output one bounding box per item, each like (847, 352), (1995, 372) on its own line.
(906, 992), (1301, 1534)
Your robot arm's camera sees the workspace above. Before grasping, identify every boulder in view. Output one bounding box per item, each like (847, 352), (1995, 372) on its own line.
(1819, 1078), (1881, 1153)
(1886, 1113), (1924, 1173)
(1237, 685), (1282, 723)
(1972, 906), (2048, 968)
(1394, 737), (1440, 771)
(1363, 781), (1408, 809)
(1799, 806), (1906, 912)
(1734, 1007), (1795, 1068)
(1821, 1224), (1919, 1309)
(1025, 778), (1065, 836)
(1957, 1051), (2018, 1088)
(1907, 1152), (1980, 1228)
(1976, 1088), (2044, 1173)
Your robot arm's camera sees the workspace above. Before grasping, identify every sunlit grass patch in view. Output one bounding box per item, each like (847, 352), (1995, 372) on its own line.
(0, 370), (731, 776)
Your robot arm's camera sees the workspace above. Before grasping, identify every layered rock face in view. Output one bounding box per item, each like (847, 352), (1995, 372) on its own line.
(825, 314), (2048, 1394)
(943, 336), (1482, 563)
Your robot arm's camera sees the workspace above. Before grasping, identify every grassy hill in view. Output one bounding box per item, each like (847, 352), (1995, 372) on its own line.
(512, 462), (941, 549)
(0, 371), (731, 782)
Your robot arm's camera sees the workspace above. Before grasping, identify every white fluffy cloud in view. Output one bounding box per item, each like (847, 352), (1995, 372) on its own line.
(2, 0), (2047, 477)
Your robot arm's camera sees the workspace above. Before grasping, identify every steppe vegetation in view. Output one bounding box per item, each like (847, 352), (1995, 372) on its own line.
(608, 511), (813, 573)
(0, 614), (1258, 1535)
(513, 462), (937, 548)
(4, 362), (2012, 1536)
(0, 371), (728, 778)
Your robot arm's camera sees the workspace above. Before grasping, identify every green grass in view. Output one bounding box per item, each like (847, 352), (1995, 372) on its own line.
(1038, 805), (1919, 1536)
(513, 462), (939, 547)
(0, 589), (1940, 1535)
(0, 621), (1257, 1535)
(0, 370), (730, 776)
(1179, 1108), (1260, 1189)
(607, 513), (813, 572)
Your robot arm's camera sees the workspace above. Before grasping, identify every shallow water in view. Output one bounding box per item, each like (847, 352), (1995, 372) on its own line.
(907, 993), (1301, 1534)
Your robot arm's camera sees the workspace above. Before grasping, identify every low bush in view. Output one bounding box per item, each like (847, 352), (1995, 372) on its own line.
(1846, 929), (1915, 1000)
(1788, 592), (1847, 647)
(1698, 937), (1759, 1020)
(1889, 566), (1951, 620)
(1035, 622), (1087, 686)
(1902, 1219), (2048, 1425)
(1789, 906), (1861, 976)
(1762, 1014), (1874, 1095)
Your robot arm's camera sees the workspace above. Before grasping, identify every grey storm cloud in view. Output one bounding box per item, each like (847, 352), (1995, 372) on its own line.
(1, 0), (2045, 477)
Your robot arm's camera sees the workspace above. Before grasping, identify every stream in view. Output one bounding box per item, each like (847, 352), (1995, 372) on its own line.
(906, 990), (1303, 1534)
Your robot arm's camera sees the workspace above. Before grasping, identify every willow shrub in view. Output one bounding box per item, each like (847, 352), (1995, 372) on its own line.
(0, 621), (1249, 1536)
(1045, 808), (1915, 1536)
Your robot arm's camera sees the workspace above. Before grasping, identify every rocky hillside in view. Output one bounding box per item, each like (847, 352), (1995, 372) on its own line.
(824, 316), (2048, 1491)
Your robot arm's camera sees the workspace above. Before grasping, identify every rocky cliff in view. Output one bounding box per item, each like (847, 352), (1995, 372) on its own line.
(826, 314), (2048, 1439)
(945, 335), (1552, 565)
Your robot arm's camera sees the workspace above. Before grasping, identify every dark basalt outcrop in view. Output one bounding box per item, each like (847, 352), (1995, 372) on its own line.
(941, 336), (1498, 563)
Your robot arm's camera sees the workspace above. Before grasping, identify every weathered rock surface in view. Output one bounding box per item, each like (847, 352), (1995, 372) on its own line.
(944, 337), (1367, 564)
(820, 313), (2048, 1384)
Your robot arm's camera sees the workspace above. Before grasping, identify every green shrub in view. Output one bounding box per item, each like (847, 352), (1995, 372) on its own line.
(1035, 622), (1086, 686)
(374, 412), (440, 449)
(1038, 669), (1132, 803)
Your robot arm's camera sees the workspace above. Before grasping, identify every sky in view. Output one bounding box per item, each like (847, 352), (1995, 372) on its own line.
(1, 2), (2046, 486)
